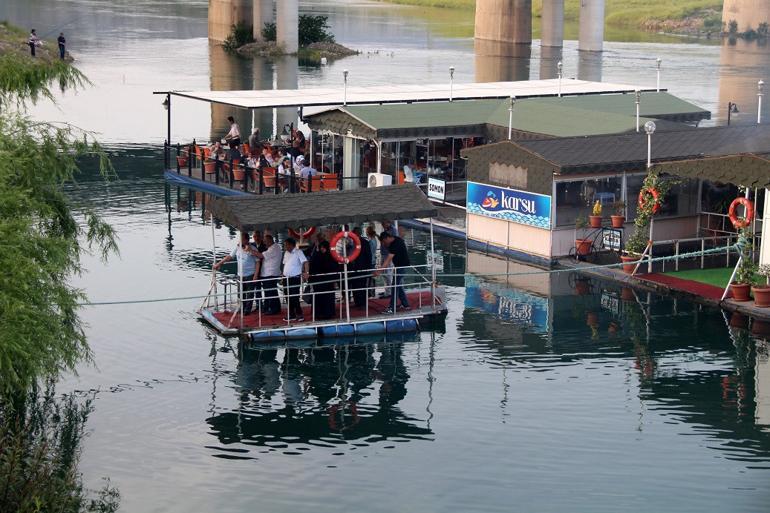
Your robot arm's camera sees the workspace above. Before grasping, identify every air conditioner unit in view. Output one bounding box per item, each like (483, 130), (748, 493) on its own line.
(368, 172), (392, 188)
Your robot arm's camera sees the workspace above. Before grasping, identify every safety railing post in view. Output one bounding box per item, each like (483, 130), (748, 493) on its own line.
(675, 240), (680, 271)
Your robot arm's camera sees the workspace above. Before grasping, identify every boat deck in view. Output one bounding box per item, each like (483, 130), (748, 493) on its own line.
(200, 289), (444, 341)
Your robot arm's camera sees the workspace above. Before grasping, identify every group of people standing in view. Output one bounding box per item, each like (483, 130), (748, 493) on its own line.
(27, 29), (67, 59)
(213, 221), (411, 323)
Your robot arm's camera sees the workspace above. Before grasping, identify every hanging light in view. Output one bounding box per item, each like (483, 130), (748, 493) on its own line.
(162, 96), (169, 110)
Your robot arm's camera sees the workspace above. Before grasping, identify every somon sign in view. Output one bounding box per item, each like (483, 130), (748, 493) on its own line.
(466, 181), (551, 229)
(428, 177), (446, 201)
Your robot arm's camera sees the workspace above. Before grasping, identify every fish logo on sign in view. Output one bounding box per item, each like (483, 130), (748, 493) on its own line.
(481, 191), (499, 210)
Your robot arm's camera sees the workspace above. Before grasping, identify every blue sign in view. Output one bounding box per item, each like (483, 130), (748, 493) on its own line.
(466, 181), (551, 229)
(464, 275), (550, 334)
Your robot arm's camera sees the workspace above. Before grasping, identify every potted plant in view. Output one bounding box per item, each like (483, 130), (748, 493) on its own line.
(752, 264), (770, 307)
(589, 200), (603, 228)
(621, 230), (647, 274)
(731, 250), (756, 302)
(611, 200), (626, 228)
(574, 216), (591, 257)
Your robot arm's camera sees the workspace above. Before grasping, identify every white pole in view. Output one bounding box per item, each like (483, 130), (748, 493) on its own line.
(342, 232), (351, 323)
(656, 58), (661, 92)
(343, 69), (349, 106)
(635, 89), (641, 132)
(211, 214), (217, 308)
(508, 96), (515, 140)
(430, 217), (436, 310)
(758, 79), (764, 124)
(557, 61), (562, 98)
(647, 132), (652, 168)
(449, 66), (455, 102)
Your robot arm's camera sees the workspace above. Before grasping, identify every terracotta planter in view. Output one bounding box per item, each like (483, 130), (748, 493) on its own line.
(729, 312), (749, 329)
(232, 168), (246, 181)
(589, 215), (603, 228)
(620, 287), (635, 302)
(176, 156), (188, 168)
(752, 285), (770, 307)
(204, 161), (217, 174)
(730, 283), (751, 301)
(575, 239), (592, 256)
(610, 215), (625, 228)
(620, 255), (637, 274)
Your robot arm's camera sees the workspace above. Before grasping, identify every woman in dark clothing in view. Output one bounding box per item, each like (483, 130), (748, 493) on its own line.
(309, 241), (339, 320)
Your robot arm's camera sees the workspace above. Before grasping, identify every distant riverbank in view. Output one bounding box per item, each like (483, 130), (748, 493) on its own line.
(376, 0), (723, 36)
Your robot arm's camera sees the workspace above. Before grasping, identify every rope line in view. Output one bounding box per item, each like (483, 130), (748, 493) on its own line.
(79, 244), (736, 306)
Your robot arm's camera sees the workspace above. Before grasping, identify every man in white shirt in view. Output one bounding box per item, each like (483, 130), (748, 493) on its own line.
(258, 234), (282, 315)
(213, 232), (259, 315)
(282, 237), (309, 321)
(224, 116), (241, 150)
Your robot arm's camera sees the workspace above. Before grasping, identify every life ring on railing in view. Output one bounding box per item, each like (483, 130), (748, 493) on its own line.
(327, 401), (360, 431)
(638, 187), (661, 215)
(728, 197), (754, 229)
(330, 230), (362, 264)
(288, 227), (316, 240)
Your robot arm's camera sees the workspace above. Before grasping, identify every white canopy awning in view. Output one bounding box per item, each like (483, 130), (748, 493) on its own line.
(156, 79), (658, 109)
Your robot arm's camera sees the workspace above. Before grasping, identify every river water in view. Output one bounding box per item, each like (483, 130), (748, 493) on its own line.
(2, 1), (770, 511)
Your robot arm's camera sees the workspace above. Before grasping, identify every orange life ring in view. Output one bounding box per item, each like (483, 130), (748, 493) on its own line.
(638, 187), (661, 215)
(327, 401), (360, 431)
(330, 231), (362, 264)
(288, 227), (316, 240)
(728, 197), (754, 229)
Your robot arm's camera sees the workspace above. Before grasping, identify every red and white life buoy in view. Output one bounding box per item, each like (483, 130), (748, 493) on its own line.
(638, 186), (661, 215)
(329, 230), (362, 265)
(728, 197), (754, 229)
(288, 227), (316, 240)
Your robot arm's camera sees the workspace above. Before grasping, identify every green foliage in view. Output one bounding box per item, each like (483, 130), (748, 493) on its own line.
(703, 15), (722, 31)
(728, 19), (738, 34)
(759, 22), (769, 38)
(735, 228), (758, 285)
(0, 52), (117, 396)
(223, 23), (254, 51)
(299, 15), (335, 46)
(0, 385), (120, 513)
(625, 171), (677, 254)
(262, 21), (277, 42)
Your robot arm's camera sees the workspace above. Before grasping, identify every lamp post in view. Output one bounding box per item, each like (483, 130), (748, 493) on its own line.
(758, 79), (764, 124)
(656, 58), (661, 92)
(727, 101), (739, 125)
(343, 69), (349, 106)
(557, 61), (563, 98)
(449, 66), (455, 102)
(644, 120), (656, 169)
(508, 96), (516, 140)
(635, 89), (641, 132)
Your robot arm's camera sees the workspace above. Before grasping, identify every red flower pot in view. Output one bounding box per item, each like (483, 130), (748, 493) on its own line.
(620, 255), (637, 274)
(730, 283), (751, 301)
(611, 215), (625, 228)
(621, 287), (635, 301)
(729, 312), (749, 329)
(752, 285), (770, 307)
(176, 156), (188, 168)
(204, 161), (217, 174)
(589, 215), (603, 228)
(575, 239), (592, 256)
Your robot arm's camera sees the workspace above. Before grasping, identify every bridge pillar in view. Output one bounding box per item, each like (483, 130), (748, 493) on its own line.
(277, 0), (299, 54)
(578, 0), (605, 52)
(723, 0), (770, 33)
(253, 0), (275, 42)
(541, 0), (564, 47)
(474, 0), (532, 44)
(208, 0), (253, 42)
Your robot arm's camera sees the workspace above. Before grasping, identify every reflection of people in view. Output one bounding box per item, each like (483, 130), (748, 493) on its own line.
(309, 241), (338, 320)
(214, 232), (259, 315)
(282, 237), (309, 322)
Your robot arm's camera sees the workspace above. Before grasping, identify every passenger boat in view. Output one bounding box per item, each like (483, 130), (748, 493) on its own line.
(199, 184), (448, 341)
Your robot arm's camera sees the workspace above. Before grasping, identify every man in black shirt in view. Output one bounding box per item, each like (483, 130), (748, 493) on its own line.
(376, 231), (410, 313)
(57, 33), (66, 59)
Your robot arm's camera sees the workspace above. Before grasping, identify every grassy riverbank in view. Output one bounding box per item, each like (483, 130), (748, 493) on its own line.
(377, 0), (722, 32)
(0, 20), (72, 61)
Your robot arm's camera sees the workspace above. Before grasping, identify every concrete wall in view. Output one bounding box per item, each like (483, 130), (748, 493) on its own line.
(467, 213), (553, 259)
(723, 0), (770, 33)
(474, 0), (533, 44)
(209, 0), (253, 42)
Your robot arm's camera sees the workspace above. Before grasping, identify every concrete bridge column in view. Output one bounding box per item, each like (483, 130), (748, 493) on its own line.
(208, 0), (253, 42)
(578, 0), (605, 52)
(723, 0), (770, 33)
(277, 0), (299, 54)
(253, 0), (275, 42)
(474, 0), (532, 44)
(541, 0), (564, 47)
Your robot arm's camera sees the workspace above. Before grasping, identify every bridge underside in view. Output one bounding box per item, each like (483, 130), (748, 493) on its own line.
(208, 0), (298, 53)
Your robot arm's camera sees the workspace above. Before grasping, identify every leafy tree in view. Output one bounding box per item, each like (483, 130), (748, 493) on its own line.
(0, 51), (117, 396)
(298, 15), (335, 46)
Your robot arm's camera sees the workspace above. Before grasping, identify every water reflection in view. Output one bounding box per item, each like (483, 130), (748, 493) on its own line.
(205, 337), (434, 459)
(539, 45), (563, 80)
(577, 50), (603, 82)
(474, 39), (531, 82)
(717, 38), (770, 125)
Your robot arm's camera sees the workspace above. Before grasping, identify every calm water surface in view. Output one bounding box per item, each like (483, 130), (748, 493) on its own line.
(2, 1), (770, 511)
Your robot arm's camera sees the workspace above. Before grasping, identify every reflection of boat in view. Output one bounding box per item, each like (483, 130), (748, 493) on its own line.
(199, 184), (448, 341)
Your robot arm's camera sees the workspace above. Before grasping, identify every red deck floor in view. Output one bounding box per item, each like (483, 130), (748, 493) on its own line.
(211, 290), (436, 330)
(639, 273), (726, 301)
